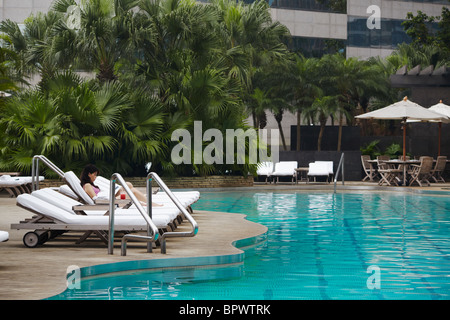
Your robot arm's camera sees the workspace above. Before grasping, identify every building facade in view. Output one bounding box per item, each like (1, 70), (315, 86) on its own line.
(1, 0), (448, 57)
(270, 0), (449, 59)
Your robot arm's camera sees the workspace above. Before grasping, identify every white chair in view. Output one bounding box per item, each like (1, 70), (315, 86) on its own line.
(256, 162), (274, 183)
(307, 162), (331, 183)
(0, 231), (9, 242)
(314, 161), (334, 180)
(0, 174), (44, 197)
(13, 193), (166, 247)
(271, 161), (298, 184)
(62, 171), (200, 209)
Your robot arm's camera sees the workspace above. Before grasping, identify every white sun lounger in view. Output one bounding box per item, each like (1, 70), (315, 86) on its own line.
(12, 193), (168, 247)
(0, 175), (44, 197)
(32, 188), (181, 227)
(314, 161), (334, 180)
(0, 231), (9, 242)
(256, 162), (274, 183)
(271, 161), (298, 184)
(61, 171), (200, 210)
(307, 162), (331, 183)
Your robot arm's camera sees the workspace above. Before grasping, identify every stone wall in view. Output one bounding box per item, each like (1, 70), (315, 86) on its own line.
(38, 175), (254, 189)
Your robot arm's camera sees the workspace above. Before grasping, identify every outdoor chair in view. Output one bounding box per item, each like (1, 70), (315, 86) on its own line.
(256, 162), (274, 184)
(408, 156), (433, 187)
(12, 193), (165, 247)
(62, 171), (199, 208)
(31, 188), (179, 233)
(377, 155), (402, 186)
(307, 162), (331, 183)
(60, 171), (198, 226)
(430, 156), (447, 183)
(361, 155), (377, 182)
(314, 161), (334, 181)
(271, 161), (298, 184)
(0, 174), (44, 197)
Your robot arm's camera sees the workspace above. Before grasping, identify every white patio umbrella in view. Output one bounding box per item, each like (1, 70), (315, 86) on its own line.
(428, 100), (450, 156)
(356, 97), (449, 160)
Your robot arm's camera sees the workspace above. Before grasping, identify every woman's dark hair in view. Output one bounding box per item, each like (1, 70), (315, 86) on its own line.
(80, 164), (100, 188)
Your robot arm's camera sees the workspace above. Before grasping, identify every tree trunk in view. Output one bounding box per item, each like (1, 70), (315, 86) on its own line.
(318, 121), (325, 151)
(296, 111), (301, 151)
(259, 111), (267, 129)
(274, 110), (287, 151)
(252, 111), (258, 129)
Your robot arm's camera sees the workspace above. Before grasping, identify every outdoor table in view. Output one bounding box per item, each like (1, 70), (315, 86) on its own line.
(295, 167), (309, 184)
(379, 159), (420, 186)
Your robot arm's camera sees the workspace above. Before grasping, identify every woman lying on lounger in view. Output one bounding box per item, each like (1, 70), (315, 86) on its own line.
(80, 164), (162, 206)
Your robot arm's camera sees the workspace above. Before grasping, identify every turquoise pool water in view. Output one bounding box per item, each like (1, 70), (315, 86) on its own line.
(50, 191), (450, 300)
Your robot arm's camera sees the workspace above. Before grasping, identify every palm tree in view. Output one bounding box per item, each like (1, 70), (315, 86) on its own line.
(318, 53), (387, 151)
(305, 95), (339, 151)
(292, 54), (321, 151)
(0, 11), (63, 88)
(48, 0), (143, 82)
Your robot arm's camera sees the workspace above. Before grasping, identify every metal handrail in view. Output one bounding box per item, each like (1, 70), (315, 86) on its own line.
(333, 153), (345, 193)
(31, 155), (65, 191)
(107, 173), (159, 256)
(146, 172), (199, 254)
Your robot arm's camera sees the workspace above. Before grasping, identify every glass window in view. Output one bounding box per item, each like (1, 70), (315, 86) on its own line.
(287, 36), (346, 57)
(347, 16), (417, 49)
(242, 0), (347, 13)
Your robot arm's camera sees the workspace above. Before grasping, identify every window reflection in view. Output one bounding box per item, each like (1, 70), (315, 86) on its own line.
(347, 17), (416, 48)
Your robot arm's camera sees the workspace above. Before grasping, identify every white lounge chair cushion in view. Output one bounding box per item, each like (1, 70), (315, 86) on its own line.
(308, 162), (330, 176)
(59, 184), (78, 199)
(257, 162), (274, 176)
(64, 171), (95, 205)
(32, 188), (82, 215)
(0, 231), (9, 242)
(0, 175), (43, 186)
(32, 188), (180, 220)
(17, 193), (171, 228)
(271, 161), (298, 176)
(62, 172), (199, 208)
(314, 161), (333, 174)
(95, 176), (121, 196)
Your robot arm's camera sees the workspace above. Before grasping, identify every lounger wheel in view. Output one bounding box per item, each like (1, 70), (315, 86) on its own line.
(23, 232), (40, 248)
(23, 231), (49, 247)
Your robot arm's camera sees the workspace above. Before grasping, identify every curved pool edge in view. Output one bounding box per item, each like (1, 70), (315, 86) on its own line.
(46, 211), (269, 299)
(75, 229), (269, 280)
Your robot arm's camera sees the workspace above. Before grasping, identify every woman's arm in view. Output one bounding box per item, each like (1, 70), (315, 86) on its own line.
(83, 184), (97, 199)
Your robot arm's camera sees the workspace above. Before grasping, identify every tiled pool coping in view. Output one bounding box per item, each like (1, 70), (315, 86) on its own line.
(77, 230), (268, 280)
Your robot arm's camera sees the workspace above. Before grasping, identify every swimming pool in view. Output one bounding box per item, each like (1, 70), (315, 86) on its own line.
(50, 191), (450, 300)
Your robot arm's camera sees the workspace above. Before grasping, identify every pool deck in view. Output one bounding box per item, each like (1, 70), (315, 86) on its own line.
(1, 182), (449, 300)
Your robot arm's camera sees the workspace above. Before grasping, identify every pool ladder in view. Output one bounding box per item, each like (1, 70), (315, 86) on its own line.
(31, 155), (65, 191)
(333, 153), (345, 193)
(108, 172), (199, 256)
